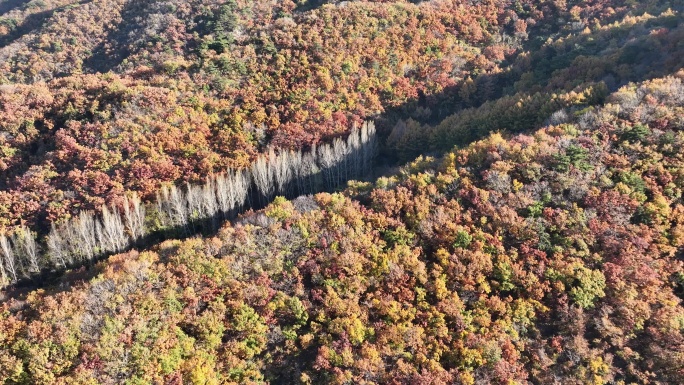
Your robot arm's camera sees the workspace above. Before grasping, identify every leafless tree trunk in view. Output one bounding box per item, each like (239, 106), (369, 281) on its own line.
(347, 125), (362, 178)
(123, 193), (146, 242)
(0, 235), (18, 283)
(360, 121), (377, 175)
(0, 252), (8, 287)
(317, 143), (335, 190)
(186, 182), (204, 222)
(156, 190), (169, 227)
(275, 150), (294, 196)
(252, 151), (275, 203)
(170, 184), (188, 227)
(333, 136), (349, 185)
(215, 171), (232, 217)
(201, 178), (219, 219)
(15, 226), (40, 275)
(199, 177), (219, 229)
(47, 224), (72, 269)
(69, 211), (98, 262)
(301, 150), (319, 194)
(289, 150), (304, 195)
(217, 169), (251, 215)
(97, 205), (129, 253)
(0, 244), (7, 286)
(234, 169), (251, 210)
(62, 219), (79, 263)
(1, 120), (379, 286)
(159, 185), (189, 230)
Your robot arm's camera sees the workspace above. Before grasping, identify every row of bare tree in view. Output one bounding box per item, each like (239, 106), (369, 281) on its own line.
(0, 122), (376, 287)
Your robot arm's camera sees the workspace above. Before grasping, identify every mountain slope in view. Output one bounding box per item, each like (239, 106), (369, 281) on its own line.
(0, 0), (671, 233)
(1, 74), (682, 384)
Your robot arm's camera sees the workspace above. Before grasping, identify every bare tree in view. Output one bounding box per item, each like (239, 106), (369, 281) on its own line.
(74, 211), (98, 262)
(156, 191), (168, 227)
(234, 169), (251, 211)
(203, 178), (219, 217)
(215, 171), (232, 217)
(47, 224), (72, 269)
(200, 177), (219, 228)
(123, 193), (146, 242)
(0, 120), (379, 287)
(289, 150), (305, 195)
(300, 149), (319, 194)
(252, 151), (275, 203)
(317, 143), (336, 190)
(95, 221), (107, 253)
(275, 150), (293, 196)
(15, 226), (40, 275)
(0, 235), (18, 283)
(97, 205), (129, 253)
(169, 184), (188, 227)
(159, 184), (189, 230)
(347, 125), (362, 178)
(62, 218), (80, 263)
(360, 121), (377, 175)
(332, 136), (349, 184)
(186, 182), (204, 221)
(0, 252), (8, 287)
(217, 168), (252, 217)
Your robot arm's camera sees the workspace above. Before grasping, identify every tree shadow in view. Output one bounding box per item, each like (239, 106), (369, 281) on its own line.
(375, 10), (684, 162)
(0, 0), (32, 15)
(294, 0), (330, 13)
(83, 0), (166, 73)
(0, 0), (90, 48)
(0, 8), (54, 48)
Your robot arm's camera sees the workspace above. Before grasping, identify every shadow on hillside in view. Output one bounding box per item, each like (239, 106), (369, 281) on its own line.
(375, 10), (683, 163)
(2, 9), (684, 301)
(0, 0), (90, 49)
(0, 8), (54, 48)
(0, 0), (32, 15)
(294, 0), (328, 13)
(676, 247), (684, 300)
(83, 0), (165, 73)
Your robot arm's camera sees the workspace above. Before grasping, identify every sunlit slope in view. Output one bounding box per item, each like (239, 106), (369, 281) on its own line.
(1, 74), (682, 384)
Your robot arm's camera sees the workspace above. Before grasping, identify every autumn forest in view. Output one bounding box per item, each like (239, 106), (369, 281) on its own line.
(0, 0), (683, 384)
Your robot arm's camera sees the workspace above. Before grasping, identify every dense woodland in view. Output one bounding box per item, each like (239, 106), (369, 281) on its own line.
(2, 73), (683, 385)
(1, 0), (683, 384)
(0, 0), (665, 232)
(0, 122), (376, 285)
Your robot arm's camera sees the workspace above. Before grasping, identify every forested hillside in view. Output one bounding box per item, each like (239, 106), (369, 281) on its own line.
(2, 73), (683, 384)
(0, 0), (663, 232)
(1, 0), (683, 384)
